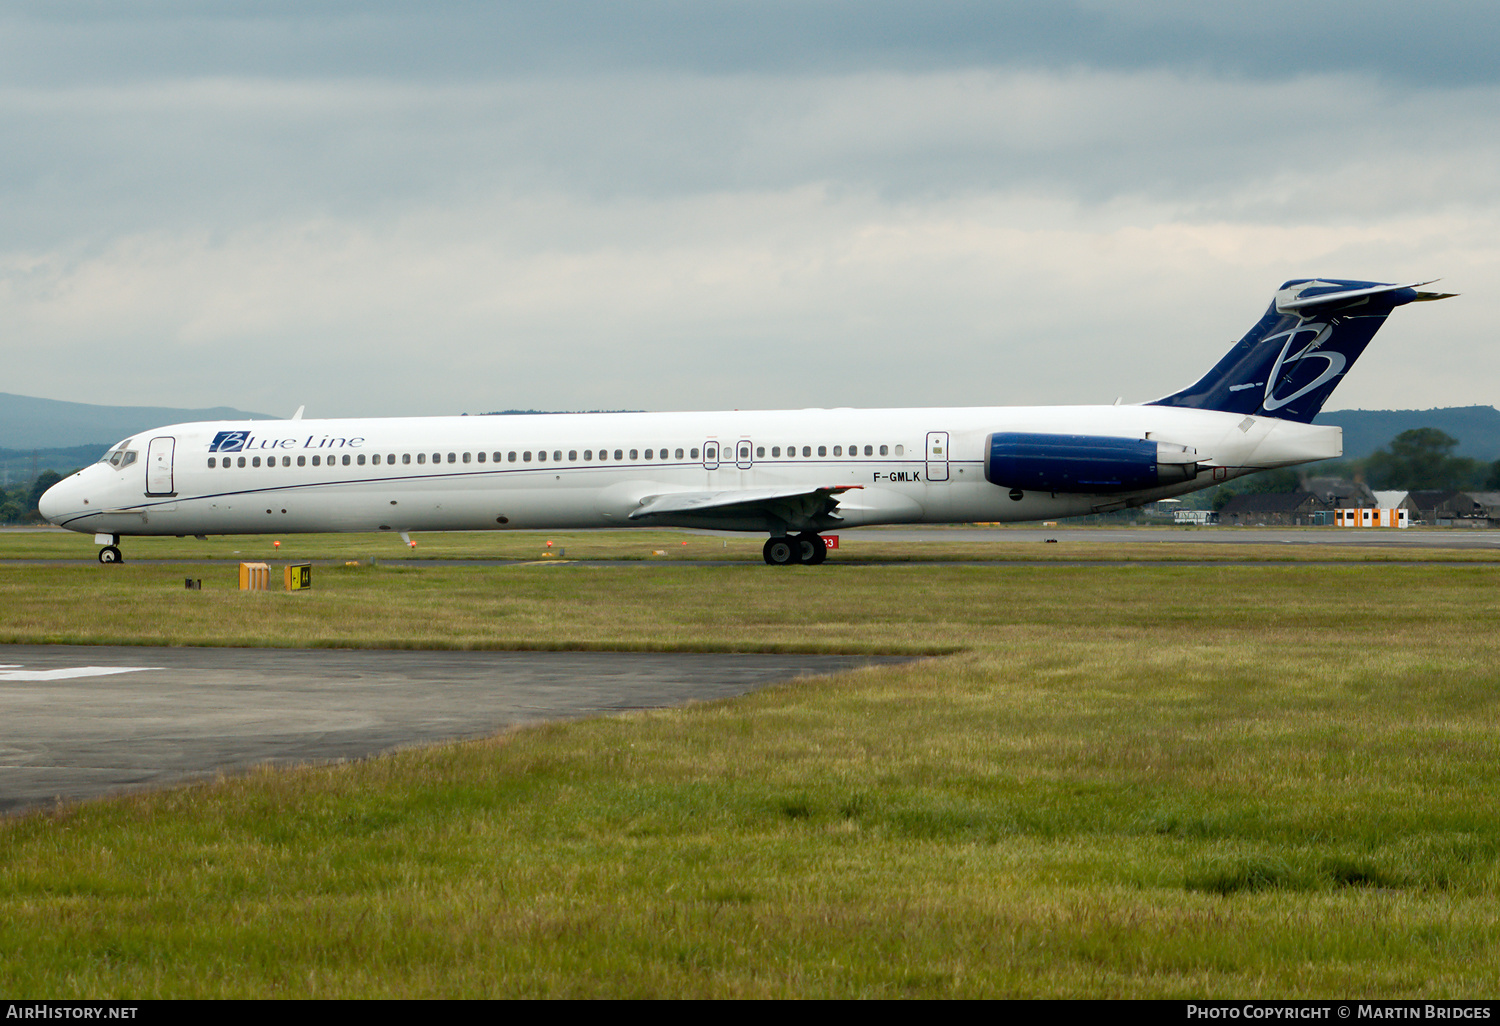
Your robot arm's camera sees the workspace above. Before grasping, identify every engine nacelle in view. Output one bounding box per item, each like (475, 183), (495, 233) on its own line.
(985, 432), (1203, 493)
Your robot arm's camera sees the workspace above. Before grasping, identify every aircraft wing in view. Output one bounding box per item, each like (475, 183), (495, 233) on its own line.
(627, 483), (862, 528)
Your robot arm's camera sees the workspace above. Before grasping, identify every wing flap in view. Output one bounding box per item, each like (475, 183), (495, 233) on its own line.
(628, 484), (862, 525)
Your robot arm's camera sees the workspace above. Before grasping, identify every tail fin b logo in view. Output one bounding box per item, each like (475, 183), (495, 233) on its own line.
(1261, 322), (1346, 413)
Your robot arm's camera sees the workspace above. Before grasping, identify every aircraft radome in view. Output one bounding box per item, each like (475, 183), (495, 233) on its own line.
(40, 278), (1454, 566)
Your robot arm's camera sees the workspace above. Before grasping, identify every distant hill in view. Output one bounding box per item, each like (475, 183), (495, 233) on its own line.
(1315, 406), (1500, 461)
(0, 392), (274, 450)
(0, 445), (106, 485)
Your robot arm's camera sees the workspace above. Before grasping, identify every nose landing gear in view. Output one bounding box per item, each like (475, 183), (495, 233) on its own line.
(762, 532), (828, 566)
(96, 533), (123, 564)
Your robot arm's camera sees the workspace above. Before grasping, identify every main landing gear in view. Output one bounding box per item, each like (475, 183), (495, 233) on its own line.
(762, 533), (828, 566)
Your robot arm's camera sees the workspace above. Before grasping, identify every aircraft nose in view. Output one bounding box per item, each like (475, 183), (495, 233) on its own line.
(37, 477), (75, 525)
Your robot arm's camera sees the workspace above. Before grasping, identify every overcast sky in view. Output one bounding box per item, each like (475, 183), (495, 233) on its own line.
(2, 1), (1497, 418)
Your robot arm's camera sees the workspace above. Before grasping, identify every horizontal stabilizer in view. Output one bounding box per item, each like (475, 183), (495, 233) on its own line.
(1275, 279), (1455, 314)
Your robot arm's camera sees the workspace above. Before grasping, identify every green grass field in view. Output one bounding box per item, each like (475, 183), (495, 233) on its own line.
(3, 533), (1500, 996)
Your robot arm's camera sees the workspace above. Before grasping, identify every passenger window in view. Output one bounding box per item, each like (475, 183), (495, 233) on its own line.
(238, 457), (247, 468)
(864, 445), (873, 456)
(508, 452), (517, 462)
(343, 454), (351, 466)
(614, 450), (623, 461)
(554, 451), (562, 461)
(772, 447), (780, 457)
(539, 451), (548, 462)
(879, 445), (888, 456)
(417, 453), (425, 465)
(432, 453), (440, 464)
(524, 452), (532, 462)
(895, 445), (904, 455)
(569, 450), (578, 461)
(802, 446), (811, 457)
(387, 454), (394, 464)
(833, 446), (842, 456)
(584, 450), (593, 461)
(371, 454), (380, 465)
(462, 452), (471, 463)
(691, 448), (699, 459)
(818, 446), (827, 456)
(675, 448), (683, 459)
(312, 455), (320, 466)
(298, 456), (306, 467)
(208, 457), (216, 468)
(756, 447), (765, 458)
(358, 454), (366, 465)
(402, 454), (411, 464)
(448, 453), (456, 464)
(597, 449), (607, 461)
(645, 449), (654, 460)
(628, 449), (637, 460)
(476, 452), (485, 463)
(787, 446), (796, 458)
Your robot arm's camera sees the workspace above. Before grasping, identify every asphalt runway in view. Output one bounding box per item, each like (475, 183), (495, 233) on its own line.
(848, 527), (1500, 548)
(0, 645), (905, 816)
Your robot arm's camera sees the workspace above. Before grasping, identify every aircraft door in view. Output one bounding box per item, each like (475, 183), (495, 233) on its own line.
(146, 436), (176, 495)
(925, 431), (949, 482)
(736, 438), (754, 470)
(702, 441), (720, 470)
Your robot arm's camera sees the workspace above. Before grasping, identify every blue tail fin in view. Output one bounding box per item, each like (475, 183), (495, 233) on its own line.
(1149, 279), (1455, 423)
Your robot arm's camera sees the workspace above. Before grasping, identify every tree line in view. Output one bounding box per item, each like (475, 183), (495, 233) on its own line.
(0, 470), (65, 524)
(1206, 427), (1499, 511)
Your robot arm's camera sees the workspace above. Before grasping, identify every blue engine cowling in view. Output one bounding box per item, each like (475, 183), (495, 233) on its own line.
(985, 433), (1201, 493)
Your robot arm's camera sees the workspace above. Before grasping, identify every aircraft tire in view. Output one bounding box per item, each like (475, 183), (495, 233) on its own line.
(795, 533), (827, 565)
(763, 537), (796, 566)
(98, 546), (123, 564)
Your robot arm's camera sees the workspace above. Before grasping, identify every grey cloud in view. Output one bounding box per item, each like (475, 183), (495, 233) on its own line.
(1, 2), (1498, 87)
(2, 70), (1495, 254)
(0, 3), (1495, 419)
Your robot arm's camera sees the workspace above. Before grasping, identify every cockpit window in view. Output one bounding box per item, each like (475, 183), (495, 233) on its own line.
(100, 439), (137, 468)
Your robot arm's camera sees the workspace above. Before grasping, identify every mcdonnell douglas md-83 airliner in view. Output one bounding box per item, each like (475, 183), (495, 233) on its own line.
(40, 278), (1453, 565)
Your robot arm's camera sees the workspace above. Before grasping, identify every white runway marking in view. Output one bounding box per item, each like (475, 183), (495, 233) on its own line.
(0, 665), (160, 681)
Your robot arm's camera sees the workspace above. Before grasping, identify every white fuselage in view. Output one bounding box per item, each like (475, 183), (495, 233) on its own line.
(40, 405), (1341, 539)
